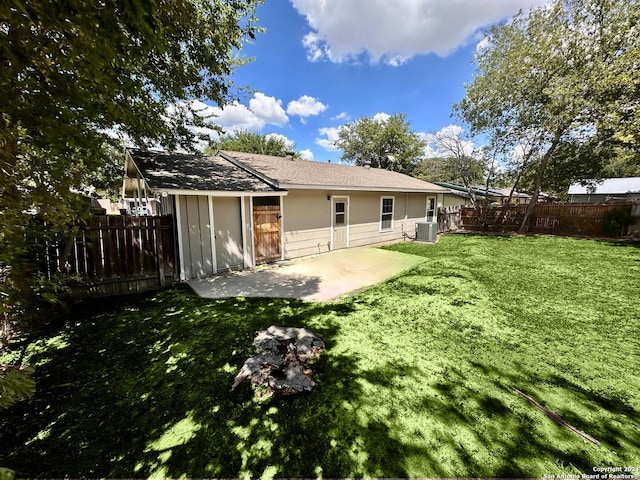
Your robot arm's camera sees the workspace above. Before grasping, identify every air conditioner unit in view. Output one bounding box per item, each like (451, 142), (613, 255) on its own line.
(415, 222), (437, 243)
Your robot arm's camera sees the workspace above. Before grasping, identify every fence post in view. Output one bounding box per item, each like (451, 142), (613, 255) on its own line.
(630, 202), (640, 239)
(155, 217), (166, 287)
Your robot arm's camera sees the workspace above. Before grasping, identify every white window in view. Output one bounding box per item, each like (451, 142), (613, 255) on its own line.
(426, 197), (436, 222)
(380, 196), (394, 231)
(335, 201), (346, 225)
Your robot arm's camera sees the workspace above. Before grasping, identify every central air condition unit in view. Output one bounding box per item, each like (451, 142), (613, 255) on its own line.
(415, 222), (437, 243)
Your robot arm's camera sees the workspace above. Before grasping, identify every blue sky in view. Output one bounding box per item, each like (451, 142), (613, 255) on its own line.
(195, 0), (547, 162)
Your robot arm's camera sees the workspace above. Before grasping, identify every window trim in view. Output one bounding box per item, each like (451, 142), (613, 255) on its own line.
(379, 196), (395, 232)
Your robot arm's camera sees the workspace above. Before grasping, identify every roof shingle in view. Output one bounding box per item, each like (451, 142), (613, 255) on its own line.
(219, 151), (448, 193)
(128, 150), (278, 193)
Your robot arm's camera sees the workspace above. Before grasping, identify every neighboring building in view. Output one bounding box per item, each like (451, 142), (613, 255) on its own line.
(568, 177), (640, 204)
(123, 150), (449, 280)
(433, 182), (550, 204)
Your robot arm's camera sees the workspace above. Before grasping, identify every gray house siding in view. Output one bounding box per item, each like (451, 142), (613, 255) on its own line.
(281, 189), (440, 260)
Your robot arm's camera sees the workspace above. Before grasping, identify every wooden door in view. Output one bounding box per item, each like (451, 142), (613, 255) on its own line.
(253, 205), (281, 264)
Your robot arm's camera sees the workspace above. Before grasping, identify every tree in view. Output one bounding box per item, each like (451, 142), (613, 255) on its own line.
(0, 0), (263, 402)
(334, 113), (426, 174)
(414, 157), (461, 183)
(419, 126), (485, 206)
(206, 130), (293, 156)
(455, 0), (639, 232)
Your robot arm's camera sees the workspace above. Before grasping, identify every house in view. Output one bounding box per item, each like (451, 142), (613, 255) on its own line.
(123, 149), (449, 280)
(433, 182), (549, 204)
(568, 177), (640, 203)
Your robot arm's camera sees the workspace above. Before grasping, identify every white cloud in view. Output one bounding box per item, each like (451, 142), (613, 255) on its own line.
(188, 99), (266, 132)
(475, 36), (491, 54)
(373, 112), (391, 122)
(186, 94), (290, 138)
(287, 95), (328, 117)
(265, 132), (295, 151)
(316, 126), (341, 151)
(291, 0), (549, 65)
(332, 111), (350, 121)
(298, 148), (314, 160)
(423, 124), (475, 157)
(249, 92), (288, 126)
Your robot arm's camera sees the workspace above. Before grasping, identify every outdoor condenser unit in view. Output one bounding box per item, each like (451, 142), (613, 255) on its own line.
(415, 222), (437, 243)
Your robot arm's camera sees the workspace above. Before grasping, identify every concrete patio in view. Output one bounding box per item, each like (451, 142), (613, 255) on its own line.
(188, 246), (426, 302)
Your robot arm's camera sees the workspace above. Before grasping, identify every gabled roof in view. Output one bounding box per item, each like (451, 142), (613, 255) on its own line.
(568, 177), (640, 195)
(219, 151), (448, 193)
(125, 149), (279, 193)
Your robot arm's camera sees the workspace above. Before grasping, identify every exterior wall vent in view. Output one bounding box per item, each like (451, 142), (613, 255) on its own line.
(415, 222), (437, 243)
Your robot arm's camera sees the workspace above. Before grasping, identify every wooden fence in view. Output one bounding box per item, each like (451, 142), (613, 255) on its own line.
(460, 203), (634, 237)
(40, 215), (177, 297)
(437, 206), (462, 233)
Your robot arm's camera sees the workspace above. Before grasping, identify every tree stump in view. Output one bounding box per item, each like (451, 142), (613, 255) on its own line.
(232, 325), (325, 398)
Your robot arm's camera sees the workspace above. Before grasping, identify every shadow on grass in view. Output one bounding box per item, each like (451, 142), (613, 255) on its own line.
(595, 238), (640, 249)
(3, 238), (639, 479)
(465, 359), (640, 474)
(0, 284), (417, 478)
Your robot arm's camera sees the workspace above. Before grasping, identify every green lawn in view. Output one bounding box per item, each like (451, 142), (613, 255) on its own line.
(1, 235), (639, 478)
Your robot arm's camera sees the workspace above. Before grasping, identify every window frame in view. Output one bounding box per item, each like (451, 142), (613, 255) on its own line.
(334, 200), (346, 225)
(379, 196), (395, 232)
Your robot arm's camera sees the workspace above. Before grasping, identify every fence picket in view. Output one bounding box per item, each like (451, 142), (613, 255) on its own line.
(39, 215), (177, 298)
(459, 203), (633, 237)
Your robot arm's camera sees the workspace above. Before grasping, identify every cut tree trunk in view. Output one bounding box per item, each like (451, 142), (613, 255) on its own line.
(232, 326), (325, 399)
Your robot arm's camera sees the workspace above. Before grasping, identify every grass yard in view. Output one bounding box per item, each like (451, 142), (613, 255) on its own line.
(1, 235), (639, 478)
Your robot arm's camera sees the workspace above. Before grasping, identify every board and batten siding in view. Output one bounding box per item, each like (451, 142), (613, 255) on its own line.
(177, 195), (214, 279)
(213, 197), (244, 271)
(175, 194), (245, 279)
(282, 189), (438, 260)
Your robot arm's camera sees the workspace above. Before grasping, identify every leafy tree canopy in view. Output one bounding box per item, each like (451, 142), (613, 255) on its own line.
(334, 113), (426, 174)
(455, 0), (639, 230)
(0, 0), (263, 346)
(206, 130), (293, 156)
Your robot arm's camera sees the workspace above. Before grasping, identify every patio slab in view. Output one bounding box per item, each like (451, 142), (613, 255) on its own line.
(188, 246), (426, 302)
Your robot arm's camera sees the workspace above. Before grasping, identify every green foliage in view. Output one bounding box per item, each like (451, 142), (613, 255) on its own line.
(334, 113), (426, 174)
(206, 130), (292, 156)
(414, 157), (456, 183)
(0, 0), (262, 330)
(602, 149), (640, 178)
(1, 0), (263, 411)
(0, 364), (35, 410)
(456, 0), (640, 221)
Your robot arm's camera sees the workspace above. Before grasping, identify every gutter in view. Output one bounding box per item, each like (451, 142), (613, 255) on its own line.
(280, 183), (447, 193)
